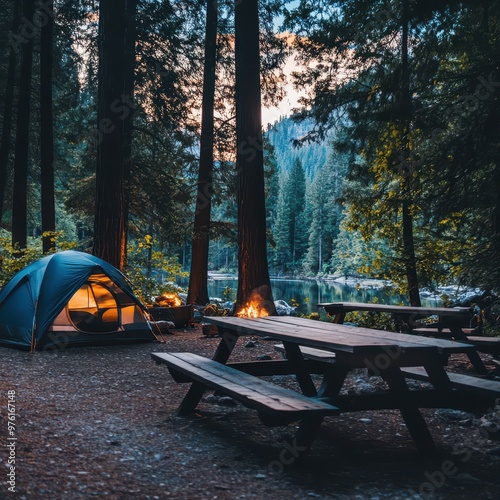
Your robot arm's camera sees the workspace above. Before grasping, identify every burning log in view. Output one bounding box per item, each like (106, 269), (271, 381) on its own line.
(235, 285), (275, 317)
(236, 303), (268, 318)
(154, 293), (182, 308)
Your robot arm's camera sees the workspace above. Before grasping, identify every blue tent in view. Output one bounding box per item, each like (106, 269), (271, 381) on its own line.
(0, 250), (157, 351)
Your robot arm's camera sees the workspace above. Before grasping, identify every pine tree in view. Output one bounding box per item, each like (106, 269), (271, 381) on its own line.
(288, 157), (307, 269)
(305, 166), (331, 274)
(304, 150), (347, 275)
(330, 221), (365, 278)
(284, 0), (498, 294)
(264, 139), (279, 268)
(273, 174), (291, 272)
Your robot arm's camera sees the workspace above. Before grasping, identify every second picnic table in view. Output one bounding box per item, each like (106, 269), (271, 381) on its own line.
(317, 302), (489, 374)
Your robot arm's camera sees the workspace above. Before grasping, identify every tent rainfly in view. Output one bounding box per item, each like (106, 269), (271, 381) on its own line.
(0, 250), (160, 351)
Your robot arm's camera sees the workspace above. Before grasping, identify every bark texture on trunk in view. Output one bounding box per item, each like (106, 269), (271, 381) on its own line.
(12, 0), (35, 251)
(93, 0), (127, 269)
(40, 0), (55, 253)
(120, 0), (138, 270)
(187, 0), (218, 306)
(234, 0), (276, 315)
(0, 1), (21, 227)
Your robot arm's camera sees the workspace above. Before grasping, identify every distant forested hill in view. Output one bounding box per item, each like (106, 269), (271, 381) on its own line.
(264, 117), (331, 179)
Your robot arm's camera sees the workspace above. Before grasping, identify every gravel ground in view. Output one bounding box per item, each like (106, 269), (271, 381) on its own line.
(1, 325), (499, 500)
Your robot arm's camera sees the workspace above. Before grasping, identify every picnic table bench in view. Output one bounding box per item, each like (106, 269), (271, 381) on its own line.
(152, 352), (339, 426)
(153, 315), (500, 457)
(317, 301), (499, 373)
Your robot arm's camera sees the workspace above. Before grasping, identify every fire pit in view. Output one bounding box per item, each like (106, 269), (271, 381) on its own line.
(148, 293), (193, 328)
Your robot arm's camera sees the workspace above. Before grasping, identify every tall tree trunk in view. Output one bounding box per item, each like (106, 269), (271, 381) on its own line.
(93, 0), (126, 269)
(0, 1), (21, 228)
(12, 0), (35, 251)
(234, 0), (276, 315)
(40, 0), (55, 253)
(120, 0), (138, 270)
(400, 0), (421, 306)
(187, 0), (218, 306)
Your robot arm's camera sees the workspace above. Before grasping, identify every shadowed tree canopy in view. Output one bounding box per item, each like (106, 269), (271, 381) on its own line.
(284, 0), (500, 295)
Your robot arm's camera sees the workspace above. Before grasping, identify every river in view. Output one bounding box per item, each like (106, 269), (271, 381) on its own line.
(201, 277), (441, 315)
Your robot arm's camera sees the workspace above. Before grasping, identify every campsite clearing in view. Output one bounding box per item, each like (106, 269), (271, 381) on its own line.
(1, 325), (499, 499)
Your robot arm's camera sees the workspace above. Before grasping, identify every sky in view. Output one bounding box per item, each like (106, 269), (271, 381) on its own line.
(261, 52), (303, 126)
(262, 1), (302, 126)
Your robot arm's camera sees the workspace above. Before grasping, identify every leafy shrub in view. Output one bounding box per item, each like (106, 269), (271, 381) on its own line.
(0, 231), (77, 288)
(125, 235), (187, 304)
(222, 286), (235, 301)
(343, 310), (395, 331)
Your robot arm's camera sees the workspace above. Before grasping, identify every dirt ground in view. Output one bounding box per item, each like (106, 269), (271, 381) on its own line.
(1, 325), (499, 500)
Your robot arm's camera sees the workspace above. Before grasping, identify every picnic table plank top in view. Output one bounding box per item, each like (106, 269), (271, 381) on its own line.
(262, 315), (475, 354)
(204, 316), (470, 355)
(317, 302), (470, 316)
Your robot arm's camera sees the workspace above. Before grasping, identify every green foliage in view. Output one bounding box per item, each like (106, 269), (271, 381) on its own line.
(4, 0), (499, 298)
(0, 232), (77, 288)
(343, 310), (395, 332)
(273, 174), (292, 271)
(304, 152), (347, 275)
(125, 235), (188, 304)
(264, 140), (280, 264)
(222, 286), (235, 302)
(273, 158), (308, 273)
(284, 0), (500, 295)
(0, 232), (188, 308)
(483, 324), (500, 338)
(265, 117), (331, 179)
(0, 240), (43, 289)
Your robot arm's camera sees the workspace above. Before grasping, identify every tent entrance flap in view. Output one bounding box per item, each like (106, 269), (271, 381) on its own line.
(67, 280), (120, 333)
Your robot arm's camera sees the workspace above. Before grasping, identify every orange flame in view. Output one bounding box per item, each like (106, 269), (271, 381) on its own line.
(236, 301), (269, 318)
(156, 293), (182, 307)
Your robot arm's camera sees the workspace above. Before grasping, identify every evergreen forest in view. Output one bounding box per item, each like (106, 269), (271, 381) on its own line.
(0, 0), (499, 308)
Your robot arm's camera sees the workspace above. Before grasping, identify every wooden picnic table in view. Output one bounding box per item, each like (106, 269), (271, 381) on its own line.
(317, 302), (489, 374)
(152, 315), (500, 457)
(317, 301), (471, 329)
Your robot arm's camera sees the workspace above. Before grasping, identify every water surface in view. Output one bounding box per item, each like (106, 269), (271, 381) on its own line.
(204, 278), (426, 315)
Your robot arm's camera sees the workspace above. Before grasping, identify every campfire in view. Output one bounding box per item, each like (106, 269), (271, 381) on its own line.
(154, 293), (182, 308)
(236, 301), (269, 318)
(236, 286), (273, 317)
